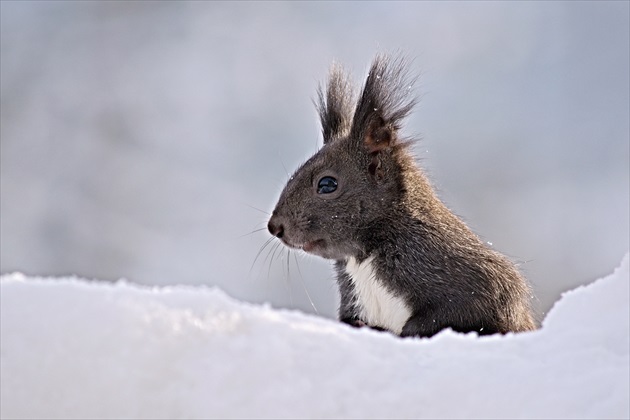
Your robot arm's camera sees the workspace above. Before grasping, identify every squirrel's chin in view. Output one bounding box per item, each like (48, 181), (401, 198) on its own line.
(301, 239), (337, 259)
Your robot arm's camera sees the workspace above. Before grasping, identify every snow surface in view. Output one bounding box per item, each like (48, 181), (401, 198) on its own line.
(1, 255), (628, 420)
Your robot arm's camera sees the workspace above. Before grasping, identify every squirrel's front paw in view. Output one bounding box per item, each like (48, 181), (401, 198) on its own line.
(341, 317), (367, 328)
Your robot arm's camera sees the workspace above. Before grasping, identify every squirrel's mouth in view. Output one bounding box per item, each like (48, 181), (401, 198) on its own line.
(302, 239), (326, 253)
(280, 237), (333, 258)
(280, 238), (323, 251)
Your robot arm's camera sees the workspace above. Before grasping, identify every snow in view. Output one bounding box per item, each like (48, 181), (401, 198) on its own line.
(1, 255), (628, 419)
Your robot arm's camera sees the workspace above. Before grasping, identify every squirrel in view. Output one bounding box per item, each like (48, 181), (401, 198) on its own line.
(267, 54), (537, 338)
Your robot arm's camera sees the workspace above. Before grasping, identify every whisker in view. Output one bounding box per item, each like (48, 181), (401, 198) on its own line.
(286, 248), (293, 307)
(250, 237), (275, 275)
(261, 241), (279, 272)
(266, 241), (282, 281)
(293, 252), (319, 315)
(276, 150), (290, 179)
(242, 202), (271, 216)
(286, 248), (291, 280)
(239, 226), (269, 239)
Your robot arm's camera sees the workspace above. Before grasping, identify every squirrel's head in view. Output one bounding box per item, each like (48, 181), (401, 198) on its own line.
(268, 54), (417, 260)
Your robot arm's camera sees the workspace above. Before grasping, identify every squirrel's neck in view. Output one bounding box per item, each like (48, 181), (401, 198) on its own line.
(397, 152), (461, 226)
(354, 150), (486, 261)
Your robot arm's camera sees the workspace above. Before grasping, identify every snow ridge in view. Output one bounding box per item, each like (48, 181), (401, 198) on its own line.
(1, 254), (628, 419)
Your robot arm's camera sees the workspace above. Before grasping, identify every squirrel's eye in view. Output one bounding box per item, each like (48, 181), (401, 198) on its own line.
(317, 176), (338, 194)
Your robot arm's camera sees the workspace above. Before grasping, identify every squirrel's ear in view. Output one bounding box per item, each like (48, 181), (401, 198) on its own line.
(316, 64), (355, 144)
(365, 116), (394, 153)
(351, 54), (417, 153)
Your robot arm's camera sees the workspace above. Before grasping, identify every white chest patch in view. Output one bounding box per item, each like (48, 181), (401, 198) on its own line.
(345, 256), (412, 335)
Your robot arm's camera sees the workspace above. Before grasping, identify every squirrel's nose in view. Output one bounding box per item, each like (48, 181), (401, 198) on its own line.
(267, 218), (284, 239)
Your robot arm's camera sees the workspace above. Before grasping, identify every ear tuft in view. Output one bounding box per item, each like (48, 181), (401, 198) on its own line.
(351, 53), (417, 152)
(316, 63), (356, 144)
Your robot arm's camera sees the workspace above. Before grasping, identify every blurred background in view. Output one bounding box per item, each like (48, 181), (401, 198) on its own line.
(1, 1), (628, 320)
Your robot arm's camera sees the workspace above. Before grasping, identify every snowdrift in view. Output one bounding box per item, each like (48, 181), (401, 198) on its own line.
(1, 255), (628, 420)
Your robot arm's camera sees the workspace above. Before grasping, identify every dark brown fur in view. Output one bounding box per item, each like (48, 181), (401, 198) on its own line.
(268, 54), (537, 337)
